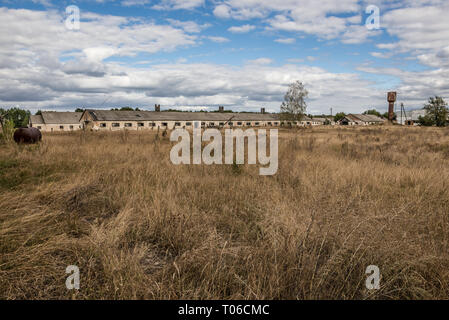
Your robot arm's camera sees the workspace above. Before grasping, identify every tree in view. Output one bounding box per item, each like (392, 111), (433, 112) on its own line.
(110, 107), (138, 111)
(75, 108), (84, 113)
(364, 109), (382, 117)
(0, 107), (30, 128)
(381, 111), (397, 120)
(35, 110), (42, 115)
(417, 114), (434, 126)
(280, 81), (308, 121)
(334, 112), (346, 122)
(423, 96), (448, 127)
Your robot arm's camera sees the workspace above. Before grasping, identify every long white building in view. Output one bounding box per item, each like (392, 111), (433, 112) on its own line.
(29, 108), (326, 132)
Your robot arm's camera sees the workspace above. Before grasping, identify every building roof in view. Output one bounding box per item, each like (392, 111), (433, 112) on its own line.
(346, 114), (385, 123)
(312, 117), (333, 123)
(83, 109), (280, 122)
(40, 112), (83, 124)
(30, 114), (44, 125)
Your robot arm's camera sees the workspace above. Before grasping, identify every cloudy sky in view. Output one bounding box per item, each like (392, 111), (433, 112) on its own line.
(0, 0), (448, 114)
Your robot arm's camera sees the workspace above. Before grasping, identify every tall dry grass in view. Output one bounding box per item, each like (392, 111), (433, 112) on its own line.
(1, 126), (449, 299)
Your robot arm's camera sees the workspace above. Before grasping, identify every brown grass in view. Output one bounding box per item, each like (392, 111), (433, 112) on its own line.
(1, 126), (449, 299)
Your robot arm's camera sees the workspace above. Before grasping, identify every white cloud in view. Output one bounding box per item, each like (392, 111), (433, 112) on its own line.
(0, 8), (196, 60)
(152, 0), (204, 10)
(228, 24), (255, 33)
(213, 4), (231, 18)
(370, 52), (392, 59)
(121, 0), (150, 6)
(274, 38), (296, 44)
(207, 36), (230, 43)
(166, 19), (211, 33)
(213, 0), (381, 43)
(247, 58), (273, 65)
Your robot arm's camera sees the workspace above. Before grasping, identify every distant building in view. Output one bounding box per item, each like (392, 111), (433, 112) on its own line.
(396, 109), (427, 125)
(29, 112), (83, 132)
(311, 117), (335, 125)
(339, 114), (385, 125)
(80, 109), (282, 130)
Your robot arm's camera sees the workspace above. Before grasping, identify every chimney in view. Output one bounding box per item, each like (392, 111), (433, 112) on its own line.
(155, 104), (160, 112)
(218, 106), (224, 112)
(261, 108), (266, 114)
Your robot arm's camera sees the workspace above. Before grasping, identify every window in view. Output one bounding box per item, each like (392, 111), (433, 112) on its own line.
(60, 126), (64, 130)
(237, 122), (242, 125)
(150, 122), (156, 127)
(246, 122), (251, 126)
(70, 125), (74, 130)
(228, 122), (233, 126)
(186, 122), (192, 126)
(175, 122), (181, 127)
(162, 122), (168, 127)
(268, 122), (272, 125)
(138, 123), (144, 127)
(100, 123), (106, 128)
(255, 122), (260, 126)
(219, 122), (224, 126)
(112, 123), (120, 127)
(125, 123), (132, 127)
(37, 126), (42, 129)
(201, 122), (205, 126)
(79, 125), (81, 129)
(209, 122), (215, 126)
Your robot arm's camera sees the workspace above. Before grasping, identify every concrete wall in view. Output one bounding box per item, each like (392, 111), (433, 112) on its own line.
(30, 123), (83, 132)
(89, 120), (283, 130)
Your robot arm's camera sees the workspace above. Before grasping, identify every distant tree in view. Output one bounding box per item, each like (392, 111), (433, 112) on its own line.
(423, 96), (448, 127)
(381, 111), (397, 120)
(110, 107), (136, 111)
(75, 108), (84, 113)
(364, 109), (382, 117)
(417, 114), (434, 126)
(334, 112), (346, 122)
(0, 107), (30, 128)
(35, 110), (42, 115)
(280, 81), (308, 121)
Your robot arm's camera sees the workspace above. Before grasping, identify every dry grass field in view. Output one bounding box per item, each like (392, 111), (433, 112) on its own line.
(1, 126), (449, 299)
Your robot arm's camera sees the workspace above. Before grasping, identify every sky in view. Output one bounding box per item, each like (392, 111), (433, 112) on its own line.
(0, 0), (448, 114)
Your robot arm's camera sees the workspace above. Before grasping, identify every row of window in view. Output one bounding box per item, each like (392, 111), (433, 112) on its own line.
(99, 121), (281, 128)
(35, 125), (81, 130)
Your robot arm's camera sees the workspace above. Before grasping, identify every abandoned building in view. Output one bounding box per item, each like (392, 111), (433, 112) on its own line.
(26, 107), (389, 133)
(338, 114), (385, 126)
(396, 109), (427, 125)
(80, 108), (285, 130)
(29, 112), (83, 132)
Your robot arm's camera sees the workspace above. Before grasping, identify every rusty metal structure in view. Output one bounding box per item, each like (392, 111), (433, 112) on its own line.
(387, 91), (397, 122)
